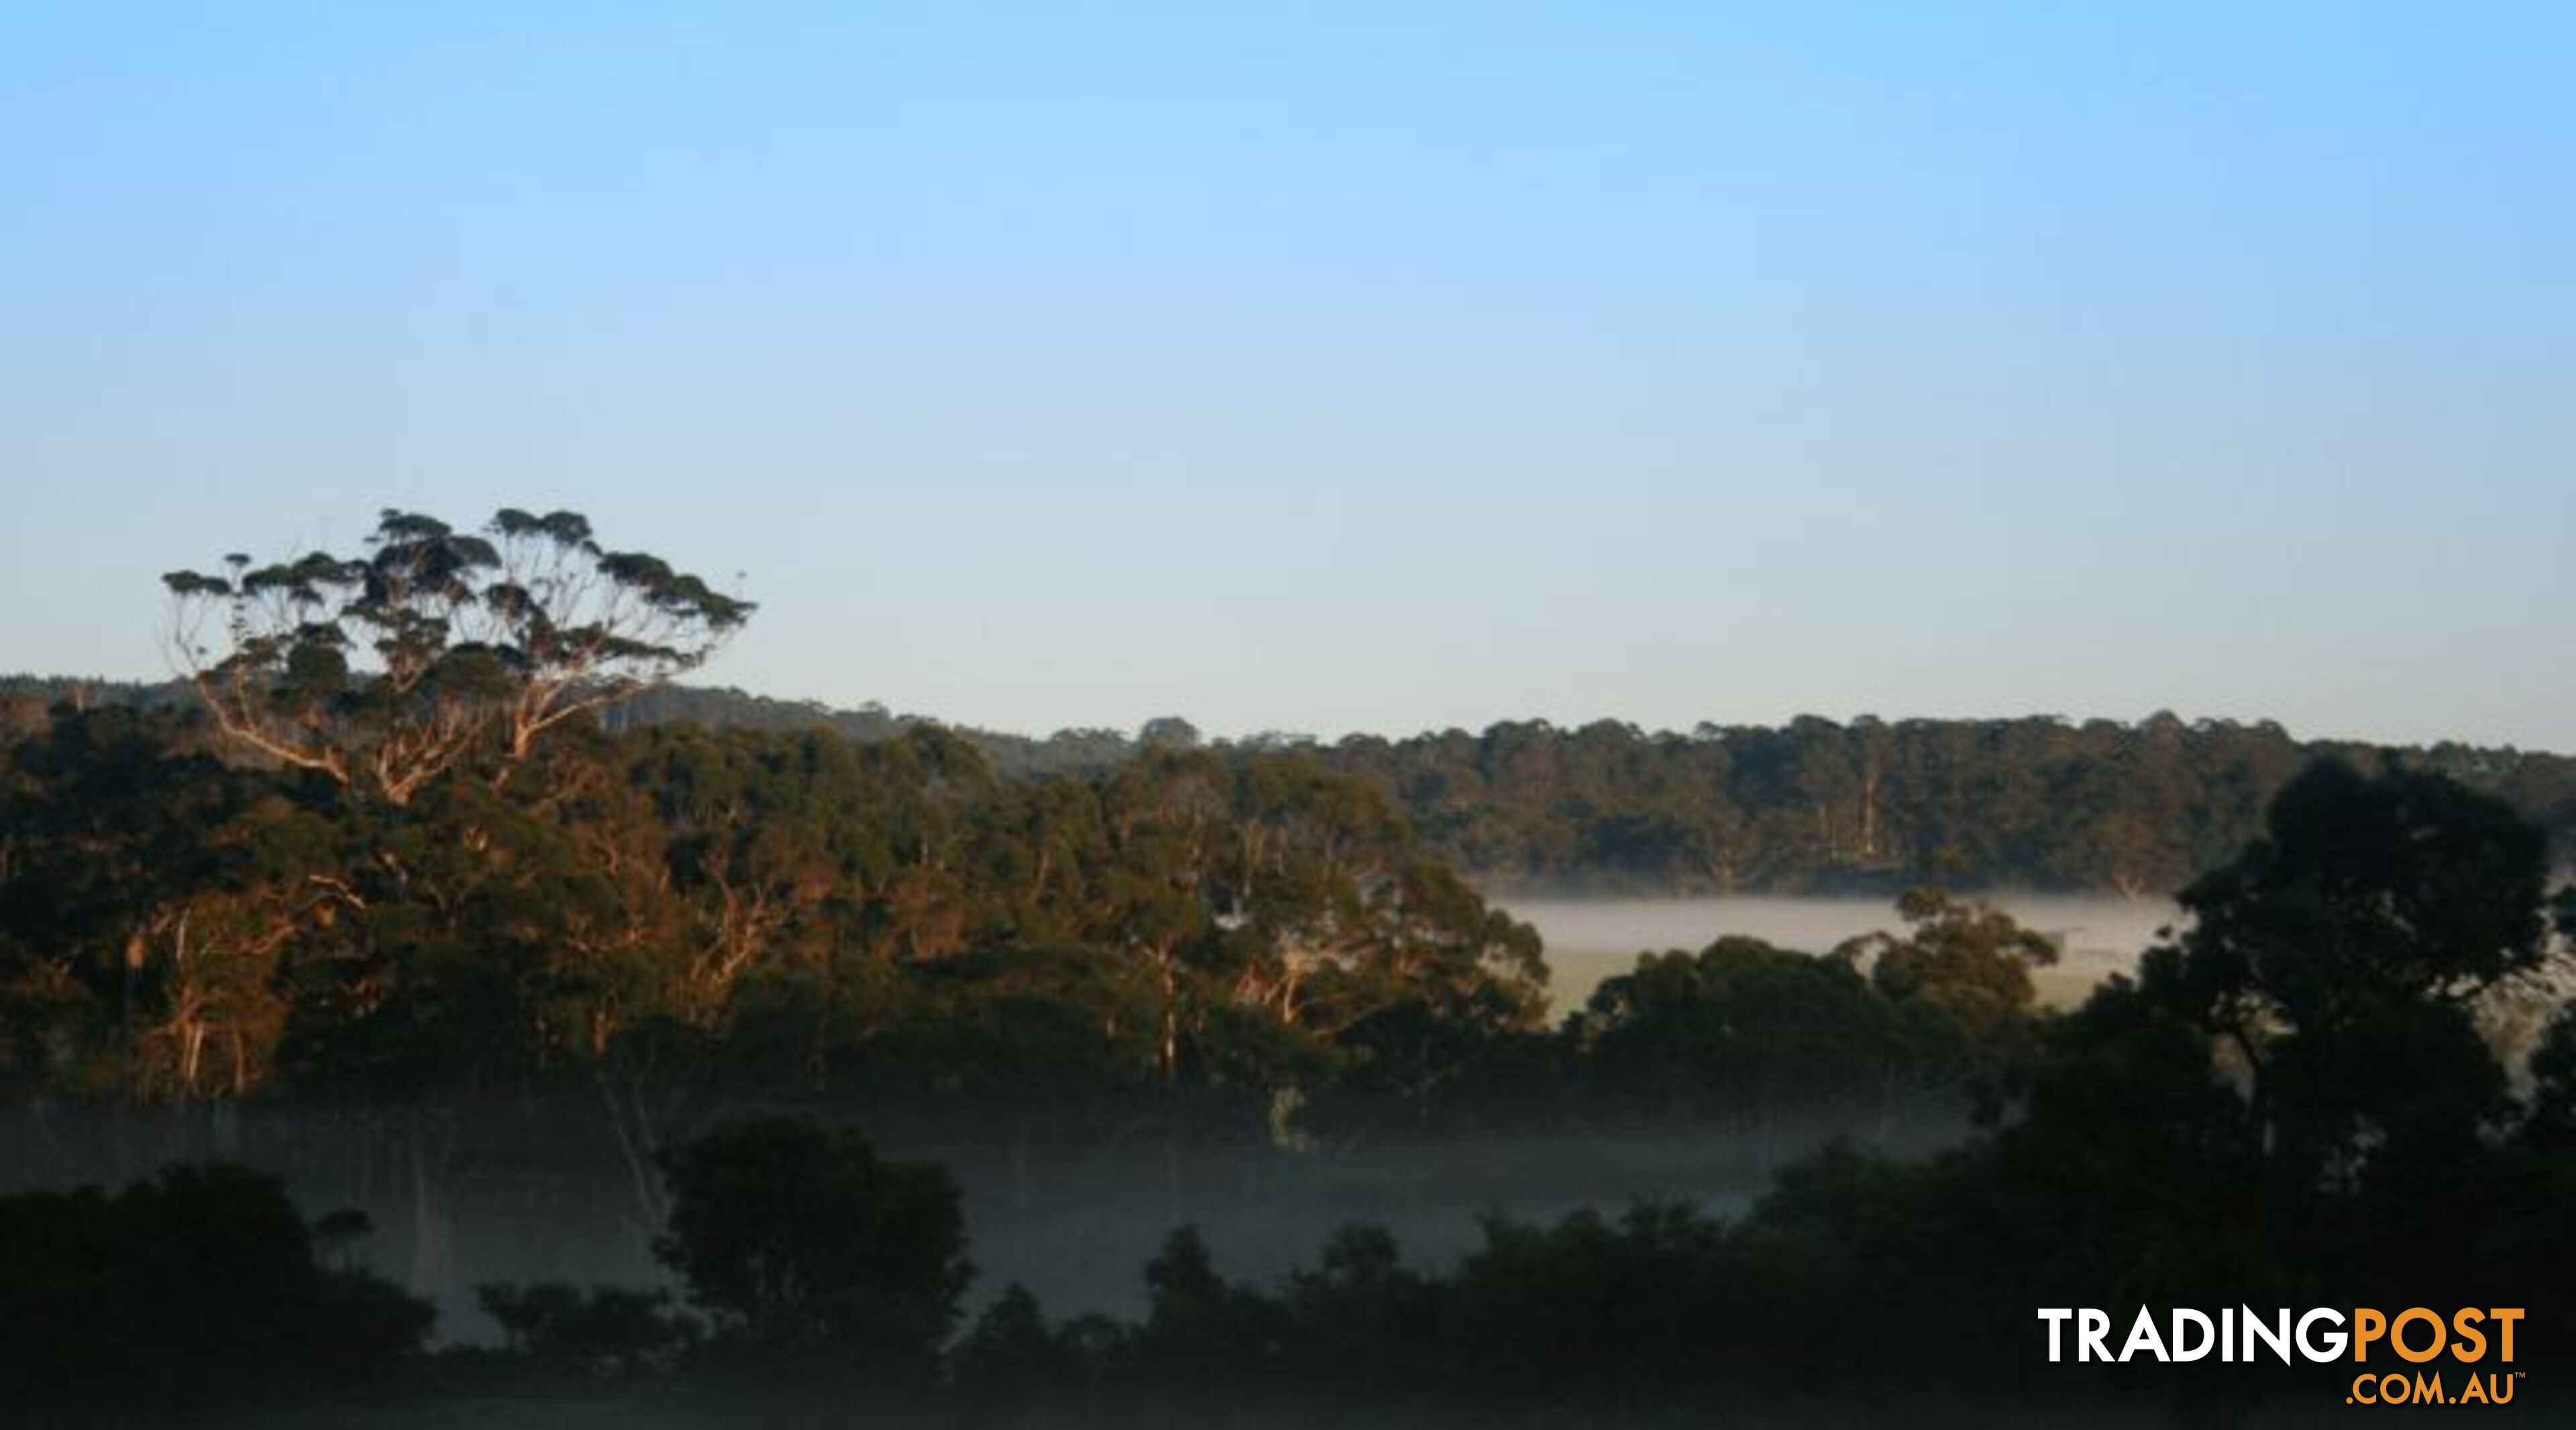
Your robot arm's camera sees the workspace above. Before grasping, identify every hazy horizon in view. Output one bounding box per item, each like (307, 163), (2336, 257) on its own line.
(25, 666), (2573, 762)
(652, 684), (2576, 759)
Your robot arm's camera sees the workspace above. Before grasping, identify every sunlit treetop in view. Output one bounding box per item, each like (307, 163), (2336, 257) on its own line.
(164, 507), (753, 804)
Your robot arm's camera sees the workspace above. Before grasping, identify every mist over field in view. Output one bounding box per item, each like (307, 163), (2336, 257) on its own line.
(0, 896), (2162, 1372)
(1, 886), (2057, 1352)
(1501, 895), (2182, 1015)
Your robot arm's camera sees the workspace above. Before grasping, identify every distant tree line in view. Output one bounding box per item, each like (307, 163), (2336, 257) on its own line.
(1328, 713), (2576, 895)
(561, 696), (2576, 895)
(15, 678), (2575, 897)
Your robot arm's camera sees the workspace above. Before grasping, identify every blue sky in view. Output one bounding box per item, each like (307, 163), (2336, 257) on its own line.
(4, 2), (2570, 748)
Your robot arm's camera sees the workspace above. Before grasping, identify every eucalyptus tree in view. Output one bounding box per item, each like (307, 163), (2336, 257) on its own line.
(164, 507), (751, 805)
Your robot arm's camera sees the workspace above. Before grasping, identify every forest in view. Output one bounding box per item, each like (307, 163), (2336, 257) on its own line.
(19, 678), (2576, 901)
(2, 509), (2572, 1423)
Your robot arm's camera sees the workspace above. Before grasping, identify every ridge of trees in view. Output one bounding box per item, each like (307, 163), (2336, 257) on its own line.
(13, 674), (2569, 893)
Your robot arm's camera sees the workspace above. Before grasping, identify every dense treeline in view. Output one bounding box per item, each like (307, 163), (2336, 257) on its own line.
(0, 697), (2071, 1147)
(16, 674), (2576, 896)
(564, 696), (2576, 895)
(1332, 712), (2576, 895)
(0, 704), (1552, 1121)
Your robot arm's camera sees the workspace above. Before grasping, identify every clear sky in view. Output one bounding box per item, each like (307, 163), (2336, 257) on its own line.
(4, 2), (2569, 750)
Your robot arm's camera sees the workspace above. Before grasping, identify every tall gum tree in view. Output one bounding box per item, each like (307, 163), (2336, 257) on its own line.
(164, 508), (753, 806)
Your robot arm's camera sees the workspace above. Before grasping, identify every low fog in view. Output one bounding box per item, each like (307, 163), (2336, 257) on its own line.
(1502, 895), (2182, 1014)
(0, 1099), (1972, 1350)
(2, 897), (2172, 1344)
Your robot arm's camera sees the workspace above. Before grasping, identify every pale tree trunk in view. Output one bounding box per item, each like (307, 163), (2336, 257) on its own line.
(1859, 760), (1882, 859)
(599, 1076), (677, 1270)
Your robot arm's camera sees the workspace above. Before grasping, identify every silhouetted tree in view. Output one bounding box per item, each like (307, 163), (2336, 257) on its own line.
(653, 1115), (969, 1381)
(951, 1282), (1091, 1393)
(2141, 758), (2553, 1268)
(1132, 1225), (1285, 1388)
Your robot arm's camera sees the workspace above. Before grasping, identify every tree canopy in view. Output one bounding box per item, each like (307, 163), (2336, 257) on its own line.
(164, 508), (752, 804)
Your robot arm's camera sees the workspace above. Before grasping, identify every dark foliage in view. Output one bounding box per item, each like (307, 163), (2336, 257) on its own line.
(654, 1114), (970, 1382)
(478, 1280), (696, 1378)
(0, 1163), (431, 1413)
